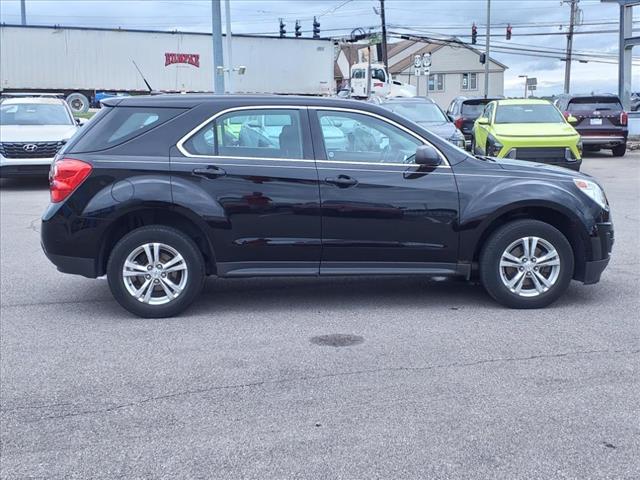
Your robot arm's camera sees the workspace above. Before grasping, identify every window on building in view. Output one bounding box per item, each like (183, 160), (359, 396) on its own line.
(461, 73), (478, 91)
(428, 73), (445, 92)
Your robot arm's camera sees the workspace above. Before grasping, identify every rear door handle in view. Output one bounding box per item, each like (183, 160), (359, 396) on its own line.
(192, 166), (226, 179)
(325, 175), (357, 188)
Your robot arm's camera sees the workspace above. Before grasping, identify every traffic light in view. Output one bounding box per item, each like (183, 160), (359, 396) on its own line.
(479, 52), (486, 64)
(279, 19), (286, 38)
(472, 23), (478, 44)
(313, 16), (320, 39)
(506, 24), (512, 40)
(295, 20), (301, 38)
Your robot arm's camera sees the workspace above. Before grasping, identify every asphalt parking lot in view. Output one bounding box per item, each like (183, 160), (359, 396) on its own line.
(1, 153), (638, 479)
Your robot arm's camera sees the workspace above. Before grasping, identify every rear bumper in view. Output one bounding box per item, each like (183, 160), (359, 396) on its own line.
(42, 244), (99, 278)
(581, 136), (626, 146)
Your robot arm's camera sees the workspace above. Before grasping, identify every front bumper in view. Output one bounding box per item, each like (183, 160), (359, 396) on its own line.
(0, 155), (54, 177)
(579, 222), (614, 284)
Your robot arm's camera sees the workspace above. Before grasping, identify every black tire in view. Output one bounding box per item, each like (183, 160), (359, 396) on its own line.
(479, 220), (574, 309)
(612, 143), (626, 157)
(107, 226), (205, 318)
(65, 92), (90, 113)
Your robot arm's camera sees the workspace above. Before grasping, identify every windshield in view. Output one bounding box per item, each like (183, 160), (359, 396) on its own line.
(0, 103), (73, 126)
(495, 104), (565, 124)
(386, 102), (448, 123)
(568, 98), (622, 111)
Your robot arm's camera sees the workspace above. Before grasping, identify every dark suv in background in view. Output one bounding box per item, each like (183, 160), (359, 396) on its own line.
(42, 95), (613, 317)
(555, 94), (628, 157)
(446, 96), (501, 150)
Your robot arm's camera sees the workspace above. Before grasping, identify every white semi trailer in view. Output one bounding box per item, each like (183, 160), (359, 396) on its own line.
(0, 25), (336, 112)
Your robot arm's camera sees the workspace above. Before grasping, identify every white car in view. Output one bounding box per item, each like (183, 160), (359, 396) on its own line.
(0, 97), (80, 177)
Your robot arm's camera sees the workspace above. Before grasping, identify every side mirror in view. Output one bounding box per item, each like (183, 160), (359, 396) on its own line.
(566, 115), (578, 124)
(476, 117), (490, 125)
(75, 117), (87, 126)
(415, 145), (441, 167)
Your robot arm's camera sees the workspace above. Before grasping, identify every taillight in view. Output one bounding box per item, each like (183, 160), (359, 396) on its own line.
(620, 111), (628, 126)
(50, 158), (92, 203)
(454, 117), (464, 129)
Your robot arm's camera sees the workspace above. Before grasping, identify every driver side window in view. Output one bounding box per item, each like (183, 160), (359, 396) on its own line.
(316, 111), (421, 164)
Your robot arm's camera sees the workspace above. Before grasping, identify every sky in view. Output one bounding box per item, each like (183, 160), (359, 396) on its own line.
(1, 0), (639, 96)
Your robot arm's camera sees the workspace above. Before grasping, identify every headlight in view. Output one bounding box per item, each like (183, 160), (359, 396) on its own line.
(574, 178), (608, 210)
(449, 132), (466, 148)
(487, 135), (503, 156)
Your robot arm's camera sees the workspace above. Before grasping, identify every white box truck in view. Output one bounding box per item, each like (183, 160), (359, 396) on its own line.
(0, 25), (336, 112)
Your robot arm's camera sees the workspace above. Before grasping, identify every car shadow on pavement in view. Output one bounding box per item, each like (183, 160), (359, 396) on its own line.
(187, 276), (498, 316)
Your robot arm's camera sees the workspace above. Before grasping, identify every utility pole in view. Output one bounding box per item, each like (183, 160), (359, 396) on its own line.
(563, 0), (579, 94)
(20, 0), (26, 25)
(211, 0), (225, 94)
(380, 0), (389, 69)
(224, 0), (233, 93)
(483, 0), (491, 98)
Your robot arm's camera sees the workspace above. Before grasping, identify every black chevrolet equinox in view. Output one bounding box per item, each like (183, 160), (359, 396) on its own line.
(41, 95), (614, 317)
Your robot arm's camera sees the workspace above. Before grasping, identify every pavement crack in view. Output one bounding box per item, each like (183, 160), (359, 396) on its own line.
(29, 347), (639, 423)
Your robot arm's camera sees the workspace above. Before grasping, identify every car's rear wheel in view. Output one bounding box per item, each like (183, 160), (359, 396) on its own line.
(107, 226), (205, 318)
(612, 143), (626, 157)
(479, 220), (574, 309)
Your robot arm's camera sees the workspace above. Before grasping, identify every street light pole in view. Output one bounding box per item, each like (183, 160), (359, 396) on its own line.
(519, 74), (528, 99)
(224, 0), (233, 93)
(20, 0), (26, 25)
(211, 0), (225, 94)
(484, 0), (491, 98)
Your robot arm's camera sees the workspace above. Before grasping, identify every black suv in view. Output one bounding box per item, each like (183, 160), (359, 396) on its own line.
(42, 95), (613, 317)
(446, 96), (501, 150)
(555, 94), (628, 156)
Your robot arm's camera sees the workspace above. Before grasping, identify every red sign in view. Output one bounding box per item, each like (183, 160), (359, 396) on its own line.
(164, 53), (200, 68)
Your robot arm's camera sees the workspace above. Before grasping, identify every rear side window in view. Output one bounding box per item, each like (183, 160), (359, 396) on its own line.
(70, 106), (186, 152)
(568, 97), (622, 112)
(182, 109), (304, 159)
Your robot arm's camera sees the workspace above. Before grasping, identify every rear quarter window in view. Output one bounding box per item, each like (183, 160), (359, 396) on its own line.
(69, 106), (186, 153)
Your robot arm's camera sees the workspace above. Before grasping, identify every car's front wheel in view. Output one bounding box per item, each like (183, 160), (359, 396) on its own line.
(107, 226), (205, 318)
(479, 220), (574, 309)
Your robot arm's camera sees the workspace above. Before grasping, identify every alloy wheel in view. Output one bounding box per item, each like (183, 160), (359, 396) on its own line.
(499, 236), (561, 298)
(122, 242), (188, 305)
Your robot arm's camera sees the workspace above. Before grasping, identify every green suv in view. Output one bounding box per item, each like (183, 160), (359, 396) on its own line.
(472, 99), (583, 171)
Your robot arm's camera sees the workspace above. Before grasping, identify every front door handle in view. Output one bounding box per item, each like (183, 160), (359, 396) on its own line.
(192, 166), (226, 179)
(325, 175), (357, 188)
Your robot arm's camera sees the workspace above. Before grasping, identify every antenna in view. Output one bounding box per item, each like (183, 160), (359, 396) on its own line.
(132, 60), (153, 92)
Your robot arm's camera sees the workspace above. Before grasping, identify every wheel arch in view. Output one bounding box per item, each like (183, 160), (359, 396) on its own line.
(467, 202), (590, 281)
(97, 204), (217, 277)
